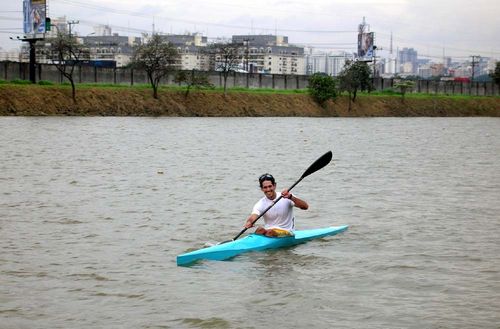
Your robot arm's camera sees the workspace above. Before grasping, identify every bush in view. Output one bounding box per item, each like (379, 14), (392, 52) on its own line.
(38, 80), (54, 85)
(393, 81), (415, 102)
(308, 73), (337, 105)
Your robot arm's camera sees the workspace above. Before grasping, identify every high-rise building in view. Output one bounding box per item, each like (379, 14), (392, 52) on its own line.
(398, 47), (418, 74)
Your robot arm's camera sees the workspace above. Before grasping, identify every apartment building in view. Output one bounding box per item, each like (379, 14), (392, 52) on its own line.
(232, 35), (306, 74)
(80, 34), (141, 67)
(307, 51), (353, 76)
(161, 34), (210, 71)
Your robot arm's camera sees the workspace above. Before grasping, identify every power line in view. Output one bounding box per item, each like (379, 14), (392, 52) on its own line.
(0, 16), (22, 21)
(0, 30), (23, 34)
(52, 0), (357, 34)
(3, 0), (499, 61)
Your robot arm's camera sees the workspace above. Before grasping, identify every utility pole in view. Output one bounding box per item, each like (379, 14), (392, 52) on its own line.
(68, 20), (79, 38)
(471, 55), (480, 82)
(470, 55), (480, 95)
(373, 44), (382, 88)
(243, 38), (252, 72)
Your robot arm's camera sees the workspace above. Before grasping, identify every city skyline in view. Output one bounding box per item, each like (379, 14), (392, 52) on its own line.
(1, 0), (499, 62)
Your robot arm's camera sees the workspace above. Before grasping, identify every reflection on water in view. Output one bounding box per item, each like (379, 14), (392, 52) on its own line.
(1, 117), (499, 328)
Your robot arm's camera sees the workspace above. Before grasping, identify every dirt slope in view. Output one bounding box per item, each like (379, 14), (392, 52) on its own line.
(0, 85), (499, 116)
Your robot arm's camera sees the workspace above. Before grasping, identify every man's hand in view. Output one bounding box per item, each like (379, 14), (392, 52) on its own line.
(281, 189), (292, 199)
(244, 215), (257, 228)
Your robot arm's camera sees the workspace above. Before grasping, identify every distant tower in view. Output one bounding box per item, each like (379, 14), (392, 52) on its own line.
(390, 31), (393, 55)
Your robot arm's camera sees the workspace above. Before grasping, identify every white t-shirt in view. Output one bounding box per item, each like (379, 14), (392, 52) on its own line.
(252, 195), (295, 231)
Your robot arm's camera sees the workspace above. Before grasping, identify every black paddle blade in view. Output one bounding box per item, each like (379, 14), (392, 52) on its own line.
(301, 151), (333, 179)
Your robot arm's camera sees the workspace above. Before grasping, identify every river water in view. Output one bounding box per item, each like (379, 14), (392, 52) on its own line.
(1, 117), (499, 329)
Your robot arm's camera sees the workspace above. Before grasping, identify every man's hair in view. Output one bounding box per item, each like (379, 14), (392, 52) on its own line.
(258, 173), (275, 188)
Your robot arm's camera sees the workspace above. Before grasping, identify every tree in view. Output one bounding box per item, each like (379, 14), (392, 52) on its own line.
(490, 61), (500, 89)
(338, 60), (372, 110)
(131, 34), (179, 99)
(174, 70), (214, 98)
(48, 31), (90, 103)
(207, 42), (241, 96)
(308, 73), (337, 105)
(393, 80), (415, 103)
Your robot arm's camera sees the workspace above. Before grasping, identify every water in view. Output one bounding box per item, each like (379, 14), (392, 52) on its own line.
(1, 117), (499, 329)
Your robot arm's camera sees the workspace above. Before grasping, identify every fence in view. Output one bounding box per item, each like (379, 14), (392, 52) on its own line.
(1, 61), (498, 96)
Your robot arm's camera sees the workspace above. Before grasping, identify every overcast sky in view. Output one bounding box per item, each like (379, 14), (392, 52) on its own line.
(1, 0), (499, 61)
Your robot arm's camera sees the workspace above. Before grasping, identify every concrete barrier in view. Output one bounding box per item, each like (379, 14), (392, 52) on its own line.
(0, 61), (498, 96)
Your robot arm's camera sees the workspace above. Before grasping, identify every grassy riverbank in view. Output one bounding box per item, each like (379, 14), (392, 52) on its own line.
(0, 83), (499, 117)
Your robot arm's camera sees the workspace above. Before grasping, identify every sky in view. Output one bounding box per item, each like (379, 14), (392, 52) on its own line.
(1, 0), (499, 62)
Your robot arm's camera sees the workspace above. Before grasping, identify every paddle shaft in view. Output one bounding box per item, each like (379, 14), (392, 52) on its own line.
(230, 151), (333, 242)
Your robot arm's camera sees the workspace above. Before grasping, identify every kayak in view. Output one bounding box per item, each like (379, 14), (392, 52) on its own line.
(177, 225), (348, 266)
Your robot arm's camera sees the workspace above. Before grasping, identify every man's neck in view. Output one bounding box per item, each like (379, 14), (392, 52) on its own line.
(266, 192), (277, 200)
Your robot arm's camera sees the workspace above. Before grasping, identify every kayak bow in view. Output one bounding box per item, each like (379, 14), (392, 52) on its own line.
(176, 225), (348, 266)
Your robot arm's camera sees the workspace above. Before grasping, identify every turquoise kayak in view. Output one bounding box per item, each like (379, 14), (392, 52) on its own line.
(177, 225), (348, 266)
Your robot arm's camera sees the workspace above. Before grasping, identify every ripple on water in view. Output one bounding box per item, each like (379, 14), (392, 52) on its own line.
(177, 317), (232, 329)
(66, 273), (113, 281)
(1, 117), (499, 329)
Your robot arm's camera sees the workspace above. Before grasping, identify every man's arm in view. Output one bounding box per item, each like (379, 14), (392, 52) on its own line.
(282, 189), (308, 210)
(244, 213), (259, 228)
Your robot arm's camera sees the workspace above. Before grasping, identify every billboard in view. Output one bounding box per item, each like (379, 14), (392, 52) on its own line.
(23, 0), (46, 35)
(357, 32), (374, 59)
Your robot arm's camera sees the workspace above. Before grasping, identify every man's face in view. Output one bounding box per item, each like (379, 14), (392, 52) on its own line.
(260, 180), (276, 199)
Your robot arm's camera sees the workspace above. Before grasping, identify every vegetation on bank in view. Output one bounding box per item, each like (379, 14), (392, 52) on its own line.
(3, 78), (499, 99)
(0, 82), (498, 117)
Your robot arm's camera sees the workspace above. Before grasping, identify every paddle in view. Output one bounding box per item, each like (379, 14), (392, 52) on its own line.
(224, 151), (333, 243)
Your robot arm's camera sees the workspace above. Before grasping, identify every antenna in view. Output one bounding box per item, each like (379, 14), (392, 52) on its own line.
(390, 31), (393, 55)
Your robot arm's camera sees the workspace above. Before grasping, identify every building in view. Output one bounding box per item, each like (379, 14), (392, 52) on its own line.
(231, 35), (306, 74)
(306, 51), (353, 76)
(80, 34), (141, 67)
(22, 18), (140, 67)
(382, 57), (397, 77)
(398, 47), (418, 74)
(0, 48), (20, 62)
(160, 34), (210, 71)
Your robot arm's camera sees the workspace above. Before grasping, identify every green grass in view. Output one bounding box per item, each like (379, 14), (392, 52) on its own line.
(10, 79), (32, 85)
(223, 87), (309, 94)
(1, 80), (497, 99)
(38, 80), (54, 85)
(353, 91), (498, 100)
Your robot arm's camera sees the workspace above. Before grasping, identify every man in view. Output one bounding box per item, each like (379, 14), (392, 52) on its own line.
(244, 173), (309, 237)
